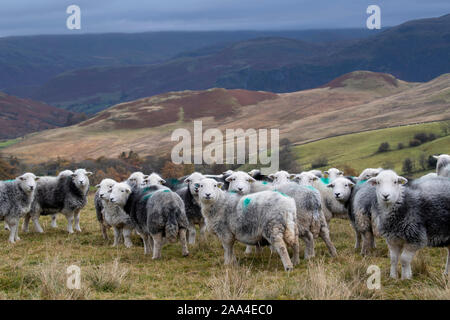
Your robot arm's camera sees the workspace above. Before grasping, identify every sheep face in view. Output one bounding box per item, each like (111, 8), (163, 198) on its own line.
(96, 178), (116, 200)
(144, 173), (166, 186)
(327, 177), (354, 202)
(324, 168), (343, 182)
(434, 154), (450, 177)
(127, 172), (147, 189)
(198, 178), (223, 204)
(58, 170), (74, 177)
(358, 168), (382, 181)
(293, 172), (318, 186)
(71, 169), (92, 191)
(184, 172), (205, 196)
(17, 173), (38, 194)
(269, 171), (295, 187)
(367, 170), (407, 206)
(247, 169), (260, 177)
(109, 183), (131, 206)
(226, 171), (255, 195)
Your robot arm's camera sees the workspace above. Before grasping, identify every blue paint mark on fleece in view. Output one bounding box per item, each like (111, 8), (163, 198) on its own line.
(276, 191), (288, 197)
(306, 185), (316, 191)
(320, 177), (330, 185)
(143, 193), (154, 201)
(357, 179), (367, 185)
(262, 181), (268, 185)
(243, 198), (251, 212)
(2, 180), (14, 183)
(163, 190), (170, 192)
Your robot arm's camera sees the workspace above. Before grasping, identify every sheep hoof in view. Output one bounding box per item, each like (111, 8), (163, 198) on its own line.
(182, 251), (189, 257)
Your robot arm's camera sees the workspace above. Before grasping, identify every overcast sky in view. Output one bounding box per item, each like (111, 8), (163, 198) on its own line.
(0, 0), (449, 37)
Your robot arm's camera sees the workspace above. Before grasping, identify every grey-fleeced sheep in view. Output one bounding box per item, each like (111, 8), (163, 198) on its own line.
(227, 171), (336, 259)
(327, 176), (380, 255)
(434, 154), (450, 177)
(94, 178), (117, 240)
(121, 183), (189, 258)
(175, 172), (206, 244)
(198, 178), (299, 271)
(104, 182), (134, 247)
(23, 169), (92, 234)
(125, 171), (148, 190)
(0, 173), (38, 243)
(367, 170), (450, 279)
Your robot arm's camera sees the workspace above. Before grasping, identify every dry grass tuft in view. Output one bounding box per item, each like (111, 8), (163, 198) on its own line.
(86, 259), (129, 293)
(208, 264), (255, 299)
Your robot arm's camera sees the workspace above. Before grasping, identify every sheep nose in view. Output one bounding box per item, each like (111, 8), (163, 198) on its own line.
(335, 192), (340, 197)
(79, 180), (84, 185)
(238, 187), (243, 191)
(205, 193), (211, 197)
(382, 194), (390, 200)
(29, 186), (34, 191)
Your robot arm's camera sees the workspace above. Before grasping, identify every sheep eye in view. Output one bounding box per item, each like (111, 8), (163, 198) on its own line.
(214, 185), (217, 188)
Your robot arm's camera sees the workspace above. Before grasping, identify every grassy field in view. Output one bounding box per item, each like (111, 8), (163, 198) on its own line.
(0, 195), (449, 300)
(0, 138), (20, 149)
(293, 121), (450, 175)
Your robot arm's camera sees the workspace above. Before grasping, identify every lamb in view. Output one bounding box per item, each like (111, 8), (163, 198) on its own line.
(198, 178), (299, 270)
(228, 171), (336, 258)
(175, 172), (206, 244)
(327, 176), (379, 255)
(94, 178), (117, 240)
(120, 183), (189, 258)
(0, 173), (38, 243)
(366, 170), (450, 279)
(23, 169), (92, 234)
(104, 183), (135, 247)
(434, 154), (450, 177)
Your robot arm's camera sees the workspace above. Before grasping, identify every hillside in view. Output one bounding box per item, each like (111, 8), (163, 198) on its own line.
(26, 14), (450, 114)
(3, 71), (449, 163)
(0, 92), (83, 140)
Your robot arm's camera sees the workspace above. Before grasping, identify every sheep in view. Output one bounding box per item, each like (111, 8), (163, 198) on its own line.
(366, 170), (450, 279)
(324, 168), (344, 182)
(120, 183), (189, 258)
(198, 178), (299, 270)
(104, 182), (135, 248)
(248, 169), (272, 182)
(126, 171), (148, 190)
(308, 170), (323, 178)
(0, 173), (38, 243)
(94, 178), (117, 240)
(227, 171), (336, 258)
(143, 173), (166, 187)
(175, 172), (206, 244)
(23, 169), (92, 234)
(327, 176), (380, 255)
(434, 154), (450, 177)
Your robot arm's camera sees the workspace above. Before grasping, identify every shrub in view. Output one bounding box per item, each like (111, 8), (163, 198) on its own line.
(409, 139), (421, 147)
(311, 156), (328, 169)
(402, 158), (414, 174)
(397, 142), (404, 150)
(414, 133), (429, 144)
(377, 142), (390, 153)
(428, 155), (438, 169)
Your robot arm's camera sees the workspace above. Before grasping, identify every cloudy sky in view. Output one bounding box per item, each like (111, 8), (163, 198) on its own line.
(0, 0), (449, 36)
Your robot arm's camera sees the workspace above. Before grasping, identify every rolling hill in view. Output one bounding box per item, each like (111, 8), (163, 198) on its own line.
(0, 92), (83, 140)
(3, 71), (449, 163)
(26, 14), (450, 114)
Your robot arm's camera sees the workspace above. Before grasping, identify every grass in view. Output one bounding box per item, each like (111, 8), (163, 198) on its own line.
(293, 121), (450, 175)
(0, 197), (448, 300)
(0, 138), (20, 149)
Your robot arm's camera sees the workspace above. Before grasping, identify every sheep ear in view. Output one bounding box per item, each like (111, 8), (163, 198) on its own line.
(324, 171), (329, 176)
(312, 176), (318, 181)
(398, 177), (408, 185)
(86, 171), (93, 176)
(184, 178), (191, 184)
(349, 181), (355, 188)
(143, 175), (149, 179)
(225, 175), (234, 182)
(95, 184), (101, 188)
(268, 174), (275, 180)
(248, 177), (256, 183)
(126, 188), (131, 194)
(339, 171), (344, 176)
(35, 177), (40, 181)
(71, 173), (76, 177)
(217, 182), (224, 189)
(367, 177), (378, 186)
(160, 179), (166, 185)
(289, 174), (296, 180)
(433, 155), (439, 160)
(326, 183), (334, 188)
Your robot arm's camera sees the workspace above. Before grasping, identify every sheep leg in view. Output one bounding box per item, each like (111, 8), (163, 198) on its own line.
(400, 245), (417, 280)
(122, 228), (133, 248)
(4, 221), (10, 231)
(199, 220), (207, 240)
(65, 213), (74, 234)
(30, 213), (44, 233)
(290, 237), (300, 266)
(361, 231), (374, 256)
(74, 210), (82, 232)
(142, 234), (153, 255)
(301, 232), (315, 259)
(50, 214), (58, 228)
(14, 222), (20, 241)
(244, 245), (253, 254)
(100, 223), (108, 240)
(320, 226), (337, 257)
(221, 240), (236, 265)
(21, 214), (30, 232)
(179, 228), (189, 257)
(272, 235), (294, 271)
(6, 218), (18, 244)
(151, 232), (164, 260)
(387, 240), (402, 279)
(255, 244), (263, 254)
(112, 227), (120, 247)
(187, 224), (196, 245)
(354, 230), (361, 249)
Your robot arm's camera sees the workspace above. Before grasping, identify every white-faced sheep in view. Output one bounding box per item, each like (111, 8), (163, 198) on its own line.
(175, 172), (207, 244)
(434, 154), (450, 177)
(126, 171), (148, 190)
(143, 173), (166, 187)
(198, 178), (299, 270)
(228, 171), (336, 259)
(121, 184), (189, 258)
(94, 178), (117, 240)
(23, 169), (92, 234)
(0, 173), (38, 243)
(324, 168), (344, 182)
(366, 170), (450, 279)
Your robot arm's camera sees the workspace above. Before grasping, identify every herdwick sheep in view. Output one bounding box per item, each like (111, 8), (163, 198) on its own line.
(176, 172), (206, 244)
(94, 178), (117, 240)
(48, 170), (76, 229)
(228, 171), (336, 258)
(327, 177), (380, 255)
(248, 169), (272, 182)
(198, 178), (300, 270)
(23, 169), (92, 234)
(434, 154), (450, 177)
(143, 173), (166, 187)
(105, 183), (135, 247)
(0, 173), (38, 243)
(367, 170), (450, 279)
(122, 184), (189, 258)
(324, 168), (344, 182)
(126, 171), (148, 190)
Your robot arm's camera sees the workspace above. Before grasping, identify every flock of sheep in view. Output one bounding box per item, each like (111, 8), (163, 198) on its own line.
(0, 154), (449, 281)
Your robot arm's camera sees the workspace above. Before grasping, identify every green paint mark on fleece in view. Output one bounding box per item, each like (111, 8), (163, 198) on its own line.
(357, 180), (367, 185)
(163, 190), (170, 192)
(276, 191), (288, 197)
(262, 181), (268, 185)
(243, 198), (251, 212)
(320, 177), (330, 185)
(228, 190), (238, 194)
(306, 185), (316, 191)
(143, 193), (154, 201)
(2, 180), (14, 183)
